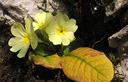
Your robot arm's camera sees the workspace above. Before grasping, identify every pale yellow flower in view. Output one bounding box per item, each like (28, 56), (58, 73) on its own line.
(8, 17), (38, 58)
(45, 12), (78, 46)
(33, 12), (53, 30)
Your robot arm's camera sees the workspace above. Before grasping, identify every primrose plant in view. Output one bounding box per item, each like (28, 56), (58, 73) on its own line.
(8, 12), (114, 82)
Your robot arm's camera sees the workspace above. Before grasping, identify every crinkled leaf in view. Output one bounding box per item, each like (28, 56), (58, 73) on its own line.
(34, 44), (48, 56)
(34, 43), (56, 56)
(33, 54), (61, 69)
(35, 30), (48, 42)
(61, 47), (114, 82)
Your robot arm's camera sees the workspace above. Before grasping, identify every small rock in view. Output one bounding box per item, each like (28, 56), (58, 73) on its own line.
(105, 0), (128, 16)
(115, 58), (128, 82)
(0, 0), (65, 24)
(108, 25), (128, 48)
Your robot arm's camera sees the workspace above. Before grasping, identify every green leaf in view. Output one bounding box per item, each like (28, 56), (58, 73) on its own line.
(62, 38), (84, 55)
(63, 46), (70, 55)
(35, 30), (48, 42)
(34, 43), (56, 56)
(61, 47), (114, 82)
(34, 44), (48, 56)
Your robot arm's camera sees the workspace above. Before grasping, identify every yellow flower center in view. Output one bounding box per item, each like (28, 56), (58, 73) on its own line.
(57, 27), (66, 35)
(23, 34), (30, 45)
(37, 22), (43, 28)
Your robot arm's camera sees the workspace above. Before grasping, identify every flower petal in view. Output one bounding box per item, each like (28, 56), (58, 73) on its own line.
(8, 37), (21, 46)
(64, 32), (75, 41)
(33, 12), (53, 29)
(65, 19), (78, 32)
(33, 22), (40, 31)
(17, 45), (29, 58)
(34, 12), (46, 23)
(61, 36), (70, 46)
(10, 40), (24, 52)
(30, 36), (38, 49)
(25, 16), (32, 34)
(45, 20), (58, 34)
(25, 17), (39, 49)
(56, 12), (69, 25)
(11, 22), (26, 37)
(30, 28), (39, 49)
(45, 12), (53, 26)
(49, 34), (61, 45)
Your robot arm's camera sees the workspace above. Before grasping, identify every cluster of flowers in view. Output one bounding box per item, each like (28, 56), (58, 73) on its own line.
(8, 12), (78, 58)
(7, 12), (114, 82)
